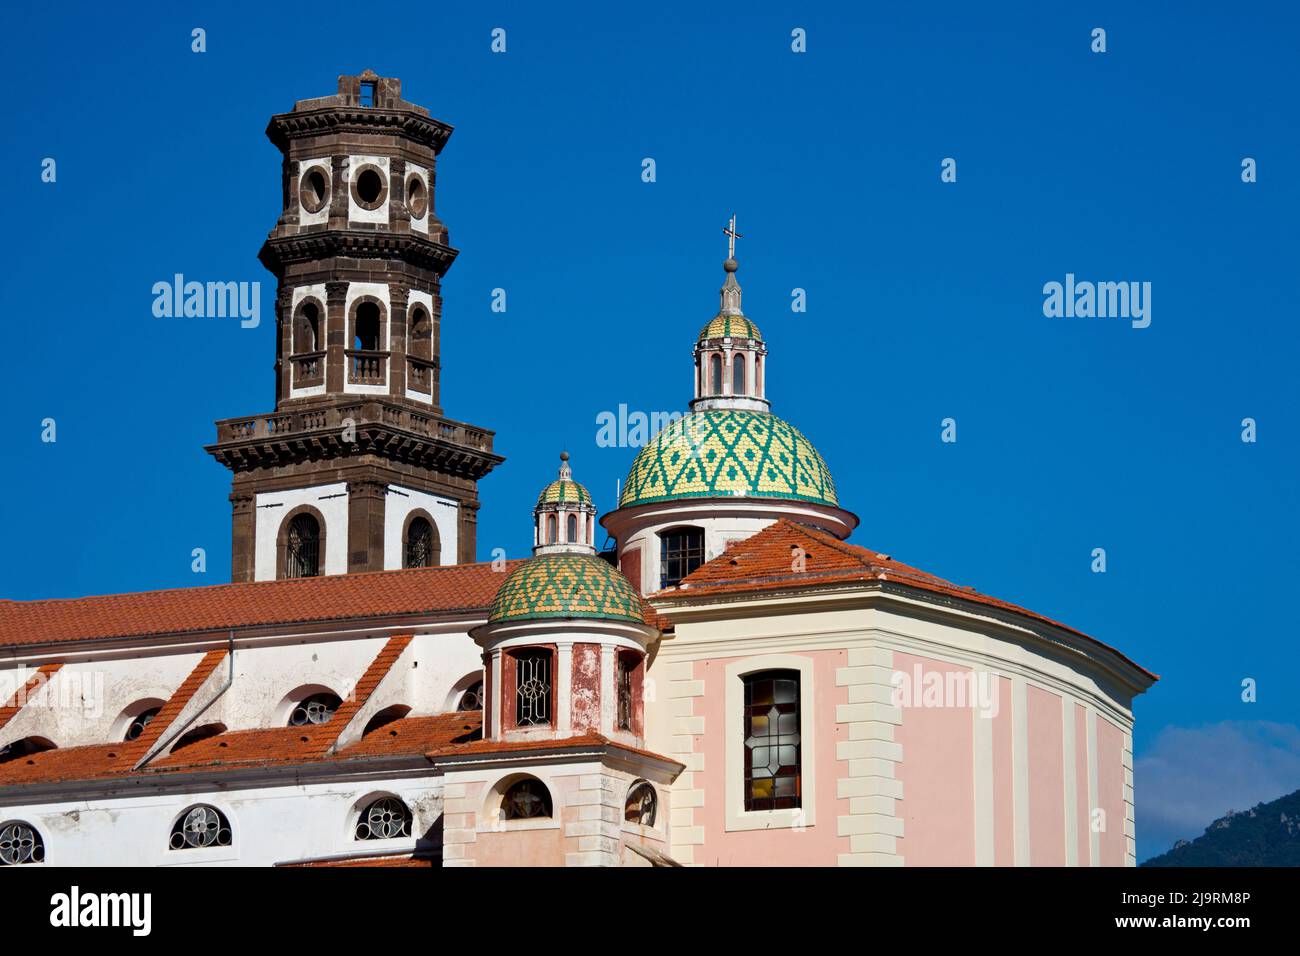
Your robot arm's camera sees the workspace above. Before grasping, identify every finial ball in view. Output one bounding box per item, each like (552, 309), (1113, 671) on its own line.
(723, 257), (739, 273)
(560, 450), (570, 461)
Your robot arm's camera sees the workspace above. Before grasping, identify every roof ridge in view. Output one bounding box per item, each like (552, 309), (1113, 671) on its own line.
(123, 649), (229, 763)
(3, 558), (529, 608)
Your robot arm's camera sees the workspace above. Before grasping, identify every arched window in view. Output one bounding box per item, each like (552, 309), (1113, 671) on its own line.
(170, 723), (225, 753)
(294, 301), (321, 353)
(457, 680), (484, 712)
(285, 513), (321, 578)
(755, 355), (763, 396)
(710, 354), (723, 394)
(546, 514), (557, 545)
(502, 778), (553, 820)
(0, 820), (45, 865)
(0, 737), (56, 764)
(288, 692), (342, 726)
(408, 305), (431, 360)
(514, 649), (551, 727)
(743, 670), (802, 812)
(567, 513), (578, 543)
(659, 526), (704, 588)
(733, 353), (746, 395)
(124, 707), (161, 742)
(355, 797), (413, 840)
(624, 782), (657, 827)
(404, 516), (436, 568)
(354, 301), (381, 351)
(169, 805), (232, 850)
(362, 705), (411, 736)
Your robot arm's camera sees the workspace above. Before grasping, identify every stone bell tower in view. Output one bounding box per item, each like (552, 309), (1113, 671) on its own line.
(207, 71), (503, 582)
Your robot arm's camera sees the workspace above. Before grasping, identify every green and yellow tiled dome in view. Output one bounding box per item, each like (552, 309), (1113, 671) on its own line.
(536, 477), (593, 507)
(619, 409), (839, 509)
(698, 313), (762, 342)
(489, 553), (644, 624)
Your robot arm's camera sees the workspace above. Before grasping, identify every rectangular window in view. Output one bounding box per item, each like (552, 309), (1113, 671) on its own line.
(743, 670), (801, 811)
(514, 648), (551, 727)
(359, 81), (376, 107)
(660, 527), (704, 589)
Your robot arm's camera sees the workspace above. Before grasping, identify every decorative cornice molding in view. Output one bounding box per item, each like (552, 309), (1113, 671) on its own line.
(266, 108), (453, 153)
(259, 230), (458, 275)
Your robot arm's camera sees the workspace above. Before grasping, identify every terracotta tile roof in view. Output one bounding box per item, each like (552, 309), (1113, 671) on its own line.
(122, 650), (229, 763)
(426, 729), (684, 770)
(658, 520), (1156, 680)
(0, 638), (454, 788)
(0, 663), (63, 731)
(337, 713), (482, 758)
(0, 561), (525, 649)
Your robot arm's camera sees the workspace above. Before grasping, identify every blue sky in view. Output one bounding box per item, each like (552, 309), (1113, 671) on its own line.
(3, 2), (1297, 860)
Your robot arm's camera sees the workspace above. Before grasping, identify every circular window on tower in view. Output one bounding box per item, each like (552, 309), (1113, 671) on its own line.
(405, 173), (428, 219)
(351, 164), (388, 211)
(299, 166), (330, 214)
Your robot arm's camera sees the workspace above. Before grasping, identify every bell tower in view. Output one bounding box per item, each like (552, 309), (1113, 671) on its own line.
(207, 71), (503, 582)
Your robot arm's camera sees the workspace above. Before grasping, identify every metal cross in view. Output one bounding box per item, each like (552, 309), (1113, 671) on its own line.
(723, 214), (743, 258)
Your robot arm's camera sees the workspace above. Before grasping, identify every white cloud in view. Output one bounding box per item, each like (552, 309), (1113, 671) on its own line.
(1135, 720), (1300, 861)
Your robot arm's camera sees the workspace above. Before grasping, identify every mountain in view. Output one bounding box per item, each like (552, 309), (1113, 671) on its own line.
(1142, 788), (1300, 866)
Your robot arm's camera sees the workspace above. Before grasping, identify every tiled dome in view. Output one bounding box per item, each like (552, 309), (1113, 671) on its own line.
(536, 477), (593, 507)
(488, 553), (644, 623)
(698, 313), (762, 342)
(619, 409), (838, 508)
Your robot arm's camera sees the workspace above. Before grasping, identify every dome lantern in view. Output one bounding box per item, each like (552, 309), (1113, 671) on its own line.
(692, 216), (769, 414)
(533, 451), (598, 556)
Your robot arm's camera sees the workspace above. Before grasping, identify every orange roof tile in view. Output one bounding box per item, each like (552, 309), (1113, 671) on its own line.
(658, 520), (1156, 680)
(0, 561), (525, 649)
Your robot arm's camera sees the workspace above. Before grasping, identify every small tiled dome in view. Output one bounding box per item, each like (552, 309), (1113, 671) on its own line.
(698, 313), (762, 342)
(536, 475), (593, 507)
(489, 553), (644, 624)
(619, 409), (838, 509)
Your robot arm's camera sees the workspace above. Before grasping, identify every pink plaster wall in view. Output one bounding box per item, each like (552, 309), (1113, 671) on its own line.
(895, 652), (976, 866)
(1027, 685), (1065, 865)
(1097, 716), (1126, 866)
(1075, 702), (1090, 867)
(474, 825), (566, 866)
(992, 675), (1015, 866)
(691, 650), (849, 866)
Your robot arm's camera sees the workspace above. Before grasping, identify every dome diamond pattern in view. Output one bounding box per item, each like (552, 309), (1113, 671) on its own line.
(619, 409), (838, 508)
(489, 553), (643, 623)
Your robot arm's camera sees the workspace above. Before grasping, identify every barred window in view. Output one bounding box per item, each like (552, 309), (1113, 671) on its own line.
(286, 513), (320, 578)
(355, 797), (413, 840)
(743, 670), (802, 812)
(0, 820), (44, 865)
(289, 692), (342, 726)
(624, 782), (657, 827)
(502, 779), (552, 820)
(169, 805), (232, 850)
(660, 526), (704, 588)
(514, 649), (551, 726)
(616, 653), (636, 731)
(405, 516), (435, 568)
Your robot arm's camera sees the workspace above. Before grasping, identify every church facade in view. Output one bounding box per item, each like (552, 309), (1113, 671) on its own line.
(0, 73), (1155, 868)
